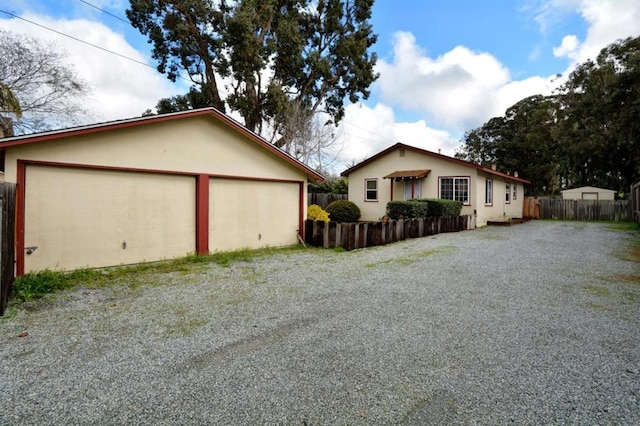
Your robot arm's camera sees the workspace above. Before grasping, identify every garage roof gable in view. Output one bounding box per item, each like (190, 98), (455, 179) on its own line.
(0, 108), (325, 182)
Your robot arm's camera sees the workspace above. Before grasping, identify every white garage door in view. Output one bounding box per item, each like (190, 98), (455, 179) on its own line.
(24, 165), (196, 272)
(209, 178), (300, 252)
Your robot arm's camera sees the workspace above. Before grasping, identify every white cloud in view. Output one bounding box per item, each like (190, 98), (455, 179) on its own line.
(1, 13), (184, 126)
(375, 32), (558, 134)
(553, 35), (580, 59)
(547, 0), (640, 66)
(333, 102), (459, 173)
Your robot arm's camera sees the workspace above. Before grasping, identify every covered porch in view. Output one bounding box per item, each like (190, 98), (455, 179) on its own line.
(383, 169), (431, 201)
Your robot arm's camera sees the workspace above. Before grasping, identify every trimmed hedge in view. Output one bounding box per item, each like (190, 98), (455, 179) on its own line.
(386, 200), (429, 220)
(413, 198), (463, 216)
(325, 199), (361, 222)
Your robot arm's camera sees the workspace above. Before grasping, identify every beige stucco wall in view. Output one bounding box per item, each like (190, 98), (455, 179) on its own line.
(209, 178), (300, 251)
(475, 173), (524, 225)
(6, 114), (311, 272)
(4, 115), (306, 184)
(24, 165), (196, 272)
(346, 146), (525, 226)
(562, 186), (615, 200)
(347, 147), (479, 221)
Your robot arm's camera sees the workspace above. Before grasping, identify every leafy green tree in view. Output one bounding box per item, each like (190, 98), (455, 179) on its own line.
(456, 95), (562, 195)
(457, 36), (640, 195)
(127, 0), (378, 148)
(557, 36), (640, 191)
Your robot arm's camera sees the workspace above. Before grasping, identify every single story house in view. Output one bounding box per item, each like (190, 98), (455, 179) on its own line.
(0, 108), (323, 275)
(341, 143), (530, 226)
(561, 186), (616, 200)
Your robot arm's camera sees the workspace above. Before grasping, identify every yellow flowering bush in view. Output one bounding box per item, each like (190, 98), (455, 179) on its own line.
(307, 204), (330, 222)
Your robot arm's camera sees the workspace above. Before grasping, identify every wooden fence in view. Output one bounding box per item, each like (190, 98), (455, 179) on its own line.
(307, 193), (347, 209)
(305, 215), (476, 251)
(535, 198), (630, 222)
(631, 182), (640, 225)
(0, 183), (16, 316)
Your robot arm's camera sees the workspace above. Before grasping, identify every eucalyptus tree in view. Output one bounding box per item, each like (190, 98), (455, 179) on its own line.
(127, 0), (378, 149)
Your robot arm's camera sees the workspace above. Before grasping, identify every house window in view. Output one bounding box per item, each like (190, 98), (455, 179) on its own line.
(513, 184), (517, 200)
(506, 182), (511, 204)
(399, 148), (405, 157)
(365, 179), (378, 202)
(439, 177), (470, 205)
(404, 179), (422, 200)
(485, 179), (493, 205)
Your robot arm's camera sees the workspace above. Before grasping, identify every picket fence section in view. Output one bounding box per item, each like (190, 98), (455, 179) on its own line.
(305, 215), (476, 251)
(537, 199), (630, 222)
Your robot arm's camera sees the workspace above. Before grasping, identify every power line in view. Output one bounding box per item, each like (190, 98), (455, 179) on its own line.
(77, 0), (130, 25)
(0, 9), (156, 71)
(0, 7), (400, 148)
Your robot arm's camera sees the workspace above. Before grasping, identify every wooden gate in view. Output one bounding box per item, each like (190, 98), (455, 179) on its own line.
(0, 183), (16, 316)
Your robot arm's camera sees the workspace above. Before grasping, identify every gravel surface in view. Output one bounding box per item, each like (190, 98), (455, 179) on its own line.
(0, 221), (638, 425)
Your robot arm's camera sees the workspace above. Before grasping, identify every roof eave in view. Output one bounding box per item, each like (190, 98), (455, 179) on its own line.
(0, 108), (325, 183)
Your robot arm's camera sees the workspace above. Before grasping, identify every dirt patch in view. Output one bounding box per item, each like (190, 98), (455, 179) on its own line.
(615, 274), (640, 284)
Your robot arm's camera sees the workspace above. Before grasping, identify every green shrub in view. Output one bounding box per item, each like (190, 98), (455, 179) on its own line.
(386, 200), (429, 220)
(325, 199), (361, 222)
(307, 204), (330, 222)
(414, 198), (463, 216)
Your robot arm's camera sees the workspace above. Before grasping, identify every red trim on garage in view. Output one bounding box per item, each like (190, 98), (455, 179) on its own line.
(298, 182), (305, 240)
(16, 161), (26, 276)
(14, 159), (307, 274)
(0, 108), (324, 183)
(14, 159), (304, 184)
(196, 174), (209, 254)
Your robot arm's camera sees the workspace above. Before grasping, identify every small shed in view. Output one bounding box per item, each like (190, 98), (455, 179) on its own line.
(561, 186), (616, 200)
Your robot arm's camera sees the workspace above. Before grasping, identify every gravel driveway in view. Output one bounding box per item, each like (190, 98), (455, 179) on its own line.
(0, 221), (638, 425)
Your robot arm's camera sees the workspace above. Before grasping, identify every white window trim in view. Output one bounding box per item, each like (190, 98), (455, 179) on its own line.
(438, 176), (471, 205)
(485, 179), (493, 206)
(365, 178), (378, 202)
(505, 182), (511, 204)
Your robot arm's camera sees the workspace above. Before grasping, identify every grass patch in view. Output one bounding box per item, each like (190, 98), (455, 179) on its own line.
(586, 302), (604, 310)
(419, 246), (456, 257)
(584, 285), (611, 297)
(12, 269), (105, 302)
(364, 246), (456, 267)
(11, 245), (307, 304)
(604, 222), (640, 232)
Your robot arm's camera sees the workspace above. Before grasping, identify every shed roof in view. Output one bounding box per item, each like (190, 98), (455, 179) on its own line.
(561, 186), (616, 193)
(0, 107), (325, 182)
(342, 142), (531, 184)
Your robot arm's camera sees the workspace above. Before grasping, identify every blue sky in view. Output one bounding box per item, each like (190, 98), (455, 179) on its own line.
(1, 0), (639, 172)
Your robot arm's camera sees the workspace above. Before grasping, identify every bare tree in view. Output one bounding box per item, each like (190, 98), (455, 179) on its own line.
(0, 29), (91, 135)
(271, 99), (345, 175)
(0, 82), (22, 136)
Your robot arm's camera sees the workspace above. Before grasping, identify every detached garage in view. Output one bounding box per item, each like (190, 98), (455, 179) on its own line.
(0, 108), (323, 275)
